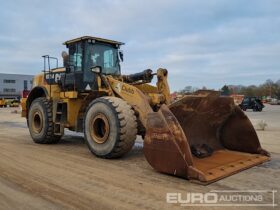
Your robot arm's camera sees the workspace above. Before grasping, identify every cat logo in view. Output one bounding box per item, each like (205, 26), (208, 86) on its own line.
(55, 73), (61, 83)
(121, 85), (134, 95)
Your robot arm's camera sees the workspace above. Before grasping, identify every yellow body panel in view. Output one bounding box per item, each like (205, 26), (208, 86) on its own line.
(60, 91), (78, 99)
(134, 83), (159, 94)
(61, 98), (84, 128)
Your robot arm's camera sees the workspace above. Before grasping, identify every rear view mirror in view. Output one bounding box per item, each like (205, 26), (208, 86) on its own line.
(61, 51), (69, 68)
(91, 66), (102, 73)
(119, 51), (124, 62)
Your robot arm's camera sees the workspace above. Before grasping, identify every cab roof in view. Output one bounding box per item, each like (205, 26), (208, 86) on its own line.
(63, 36), (124, 46)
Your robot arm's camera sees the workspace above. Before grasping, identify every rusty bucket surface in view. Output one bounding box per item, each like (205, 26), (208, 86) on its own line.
(144, 92), (270, 184)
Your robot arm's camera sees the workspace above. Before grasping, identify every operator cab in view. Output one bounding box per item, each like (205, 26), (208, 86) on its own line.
(61, 36), (124, 91)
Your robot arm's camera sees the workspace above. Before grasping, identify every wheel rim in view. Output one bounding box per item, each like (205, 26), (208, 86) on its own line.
(32, 110), (43, 133)
(90, 113), (110, 144)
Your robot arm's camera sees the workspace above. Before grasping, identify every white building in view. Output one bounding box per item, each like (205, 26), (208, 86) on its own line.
(0, 73), (33, 98)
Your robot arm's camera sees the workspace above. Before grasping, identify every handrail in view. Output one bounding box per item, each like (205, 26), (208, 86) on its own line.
(42, 55), (58, 99)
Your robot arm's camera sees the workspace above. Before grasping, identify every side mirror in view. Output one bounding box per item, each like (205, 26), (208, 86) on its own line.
(91, 66), (102, 74)
(61, 51), (69, 67)
(119, 51), (124, 62)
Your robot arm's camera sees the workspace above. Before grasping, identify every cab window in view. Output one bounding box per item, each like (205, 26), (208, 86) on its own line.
(84, 42), (120, 75)
(68, 43), (83, 72)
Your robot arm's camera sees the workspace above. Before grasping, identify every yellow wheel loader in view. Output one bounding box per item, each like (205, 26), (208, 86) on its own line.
(0, 98), (6, 107)
(22, 36), (270, 184)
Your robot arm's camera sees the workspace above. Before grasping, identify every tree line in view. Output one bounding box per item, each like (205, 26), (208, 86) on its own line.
(221, 79), (280, 99)
(177, 79), (280, 99)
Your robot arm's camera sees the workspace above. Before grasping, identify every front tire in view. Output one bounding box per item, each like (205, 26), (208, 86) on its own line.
(84, 97), (137, 158)
(28, 97), (61, 144)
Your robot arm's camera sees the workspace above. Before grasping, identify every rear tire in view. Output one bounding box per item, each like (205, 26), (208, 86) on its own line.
(84, 97), (137, 158)
(28, 97), (61, 144)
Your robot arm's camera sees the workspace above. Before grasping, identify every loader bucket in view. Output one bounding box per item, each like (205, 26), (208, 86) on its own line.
(143, 92), (270, 184)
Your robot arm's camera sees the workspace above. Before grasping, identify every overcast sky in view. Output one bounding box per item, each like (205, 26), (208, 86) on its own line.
(0, 0), (279, 91)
